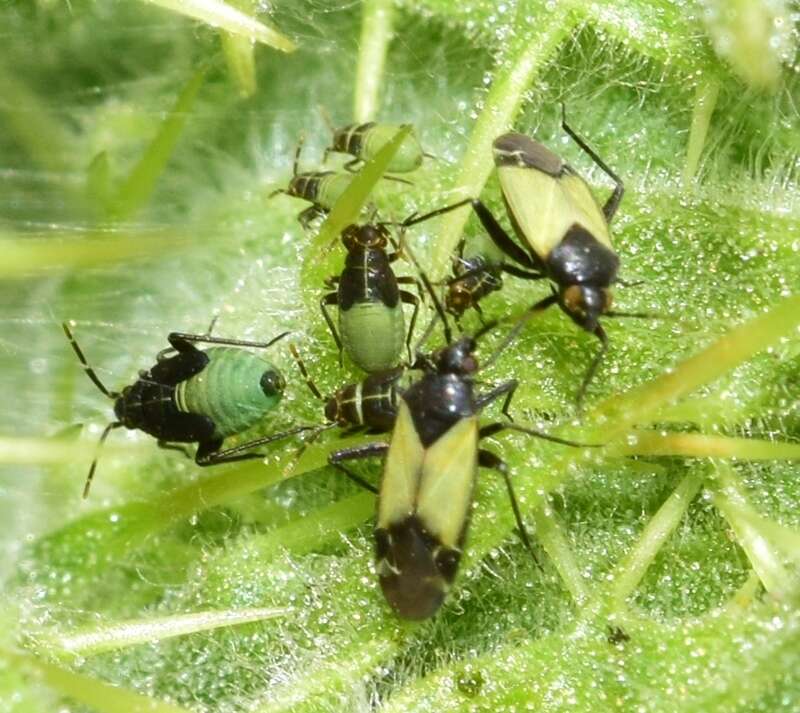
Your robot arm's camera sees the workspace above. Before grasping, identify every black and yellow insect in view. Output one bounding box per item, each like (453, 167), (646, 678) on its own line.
(323, 122), (431, 174)
(327, 253), (595, 619)
(270, 138), (352, 228)
(321, 222), (420, 373)
(406, 107), (639, 403)
(63, 322), (307, 497)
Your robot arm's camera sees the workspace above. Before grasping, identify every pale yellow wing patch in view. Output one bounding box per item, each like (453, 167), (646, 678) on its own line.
(377, 402), (424, 529)
(498, 165), (611, 259)
(416, 416), (478, 549)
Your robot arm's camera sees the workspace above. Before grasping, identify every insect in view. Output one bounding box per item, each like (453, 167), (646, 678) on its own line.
(404, 106), (643, 404)
(327, 249), (597, 620)
(270, 137), (352, 228)
(320, 221), (421, 373)
(63, 322), (309, 497)
(323, 122), (432, 175)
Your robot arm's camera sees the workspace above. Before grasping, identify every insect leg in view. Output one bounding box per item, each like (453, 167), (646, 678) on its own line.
(167, 331), (290, 352)
(481, 293), (559, 371)
(477, 448), (539, 567)
(500, 263), (547, 281)
(83, 421), (123, 499)
(320, 292), (343, 366)
(575, 323), (609, 409)
(480, 421), (599, 449)
(399, 288), (421, 363)
(343, 158), (364, 173)
(475, 379), (518, 421)
(195, 425), (314, 465)
(560, 104), (624, 223)
(328, 441), (390, 494)
(156, 441), (194, 461)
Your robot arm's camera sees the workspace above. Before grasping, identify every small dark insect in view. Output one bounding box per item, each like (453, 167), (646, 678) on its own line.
(320, 222), (421, 373)
(323, 122), (433, 174)
(327, 245), (599, 619)
(269, 137), (352, 228)
(63, 321), (308, 497)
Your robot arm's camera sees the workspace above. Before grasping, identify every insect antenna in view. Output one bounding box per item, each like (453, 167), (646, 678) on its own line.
(289, 344), (325, 401)
(84, 421), (123, 498)
(62, 322), (118, 399)
(399, 238), (452, 345)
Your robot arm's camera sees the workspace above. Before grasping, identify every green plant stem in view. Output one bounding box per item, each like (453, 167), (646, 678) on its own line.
(354, 0), (394, 122)
(709, 463), (800, 599)
(143, 0), (296, 52)
(605, 471), (704, 610)
(683, 78), (720, 185)
(3, 648), (192, 713)
(614, 431), (800, 460)
(51, 607), (290, 656)
(532, 504), (588, 605)
(588, 295), (800, 434)
(430, 7), (574, 279)
(108, 68), (207, 220)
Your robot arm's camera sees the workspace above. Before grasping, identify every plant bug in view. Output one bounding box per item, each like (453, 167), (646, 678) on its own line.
(405, 106), (647, 404)
(327, 245), (598, 620)
(63, 321), (310, 497)
(323, 122), (433, 175)
(320, 221), (422, 373)
(270, 137), (353, 228)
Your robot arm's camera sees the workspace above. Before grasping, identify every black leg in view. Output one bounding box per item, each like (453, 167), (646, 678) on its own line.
(501, 263), (546, 281)
(328, 441), (390, 494)
(299, 206), (325, 229)
(479, 421), (599, 449)
(470, 199), (543, 271)
(575, 323), (609, 409)
(320, 292), (343, 366)
(195, 425), (313, 465)
(478, 448), (540, 568)
(482, 293), (559, 371)
(399, 289), (420, 364)
(83, 421), (123, 499)
(167, 331), (290, 352)
(475, 379), (518, 421)
(561, 104), (624, 223)
(157, 440), (194, 459)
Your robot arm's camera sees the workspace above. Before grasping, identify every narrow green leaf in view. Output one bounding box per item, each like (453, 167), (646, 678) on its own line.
(143, 0), (296, 53)
(354, 0), (395, 122)
(108, 68), (207, 220)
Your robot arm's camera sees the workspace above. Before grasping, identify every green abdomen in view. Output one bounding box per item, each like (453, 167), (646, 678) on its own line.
(340, 302), (405, 372)
(174, 347), (283, 439)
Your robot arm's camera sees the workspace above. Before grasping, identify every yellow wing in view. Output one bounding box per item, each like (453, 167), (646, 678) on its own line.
(377, 401), (424, 530)
(415, 416), (479, 549)
(497, 163), (612, 260)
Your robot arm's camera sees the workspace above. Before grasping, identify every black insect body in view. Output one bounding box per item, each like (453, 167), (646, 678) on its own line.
(328, 254), (596, 619)
(64, 323), (307, 497)
(321, 223), (420, 373)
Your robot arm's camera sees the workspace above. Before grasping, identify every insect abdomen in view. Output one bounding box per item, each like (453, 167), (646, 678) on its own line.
(174, 347), (283, 439)
(361, 124), (424, 173)
(340, 302), (405, 372)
